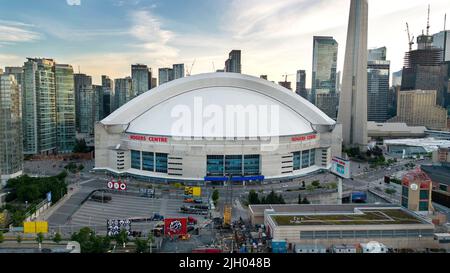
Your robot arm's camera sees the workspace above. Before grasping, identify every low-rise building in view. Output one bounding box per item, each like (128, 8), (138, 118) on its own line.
(368, 122), (426, 142)
(261, 204), (437, 250)
(384, 138), (450, 158)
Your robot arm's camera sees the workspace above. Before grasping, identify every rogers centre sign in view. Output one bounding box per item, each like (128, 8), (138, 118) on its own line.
(291, 134), (317, 142)
(129, 135), (168, 143)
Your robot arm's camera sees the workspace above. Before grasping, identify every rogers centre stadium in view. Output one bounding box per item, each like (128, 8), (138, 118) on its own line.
(94, 73), (342, 183)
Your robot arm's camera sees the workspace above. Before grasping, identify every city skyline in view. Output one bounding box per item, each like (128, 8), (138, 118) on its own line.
(1, 0), (450, 86)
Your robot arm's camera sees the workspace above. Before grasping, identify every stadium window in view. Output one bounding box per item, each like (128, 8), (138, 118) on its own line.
(131, 150), (141, 170)
(293, 152), (301, 170)
(155, 153), (168, 173)
(142, 152), (155, 172)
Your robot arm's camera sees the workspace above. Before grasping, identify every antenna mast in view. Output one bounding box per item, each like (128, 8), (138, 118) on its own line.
(426, 4), (430, 35)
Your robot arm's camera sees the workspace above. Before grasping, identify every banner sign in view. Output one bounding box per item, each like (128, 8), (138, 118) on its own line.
(164, 218), (188, 236)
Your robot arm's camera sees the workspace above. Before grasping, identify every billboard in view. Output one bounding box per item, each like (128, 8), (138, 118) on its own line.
(184, 187), (201, 197)
(23, 221), (49, 234)
(106, 219), (131, 237)
(164, 218), (188, 236)
(331, 156), (351, 179)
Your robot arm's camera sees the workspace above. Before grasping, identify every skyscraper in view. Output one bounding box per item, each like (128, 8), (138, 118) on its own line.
(173, 64), (185, 80)
(296, 70), (308, 99)
(102, 75), (113, 117)
(131, 64), (152, 97)
(114, 77), (132, 109)
(22, 58), (57, 155)
(74, 73), (94, 135)
(401, 32), (448, 107)
(338, 0), (369, 148)
(0, 74), (23, 184)
(158, 68), (173, 85)
(55, 64), (76, 153)
(311, 36), (338, 119)
(4, 67), (23, 90)
(225, 50), (241, 73)
(93, 85), (104, 124)
(367, 47), (390, 122)
(432, 30), (450, 62)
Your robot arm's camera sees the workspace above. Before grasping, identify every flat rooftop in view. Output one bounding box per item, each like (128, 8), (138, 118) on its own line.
(270, 208), (426, 226)
(249, 204), (399, 216)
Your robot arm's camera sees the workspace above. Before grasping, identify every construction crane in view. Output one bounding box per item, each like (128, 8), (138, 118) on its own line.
(282, 73), (295, 83)
(406, 22), (414, 52)
(186, 59), (196, 76)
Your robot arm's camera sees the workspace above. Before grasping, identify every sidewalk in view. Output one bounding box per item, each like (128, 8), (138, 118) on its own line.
(38, 185), (81, 222)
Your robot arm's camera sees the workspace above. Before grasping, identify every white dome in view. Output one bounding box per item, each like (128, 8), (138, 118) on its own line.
(102, 73), (336, 138)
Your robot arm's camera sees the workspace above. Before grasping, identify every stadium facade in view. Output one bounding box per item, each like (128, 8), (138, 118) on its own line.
(94, 73), (342, 183)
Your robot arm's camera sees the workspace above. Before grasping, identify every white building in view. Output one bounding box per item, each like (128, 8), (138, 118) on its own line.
(94, 73), (342, 183)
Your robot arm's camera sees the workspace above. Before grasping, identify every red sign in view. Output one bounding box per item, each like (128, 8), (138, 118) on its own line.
(129, 135), (168, 143)
(107, 179), (127, 191)
(291, 134), (317, 142)
(164, 218), (188, 236)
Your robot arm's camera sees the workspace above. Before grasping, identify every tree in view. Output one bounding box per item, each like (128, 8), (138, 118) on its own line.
(116, 230), (129, 248)
(311, 181), (321, 188)
(36, 232), (44, 249)
(302, 197), (311, 204)
(0, 231), (4, 243)
(53, 233), (62, 244)
(212, 189), (220, 205)
(77, 164), (85, 172)
(17, 235), (22, 243)
(71, 227), (111, 253)
(248, 190), (260, 205)
(298, 194), (302, 204)
(134, 238), (148, 253)
(73, 139), (89, 153)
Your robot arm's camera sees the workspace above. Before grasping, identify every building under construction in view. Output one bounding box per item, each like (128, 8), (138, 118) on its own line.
(401, 6), (449, 108)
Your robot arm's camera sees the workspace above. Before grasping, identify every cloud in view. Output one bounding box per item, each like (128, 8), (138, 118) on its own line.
(0, 54), (23, 66)
(129, 10), (179, 62)
(0, 20), (41, 43)
(66, 0), (81, 6)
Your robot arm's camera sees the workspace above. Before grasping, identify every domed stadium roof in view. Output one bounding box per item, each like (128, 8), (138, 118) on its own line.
(101, 73), (336, 138)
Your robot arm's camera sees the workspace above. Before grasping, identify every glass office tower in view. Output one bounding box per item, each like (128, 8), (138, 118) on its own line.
(311, 36), (338, 119)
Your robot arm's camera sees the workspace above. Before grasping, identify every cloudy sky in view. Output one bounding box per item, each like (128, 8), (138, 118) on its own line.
(0, 0), (449, 86)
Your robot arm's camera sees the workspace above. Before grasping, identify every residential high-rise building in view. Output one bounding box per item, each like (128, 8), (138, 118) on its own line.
(22, 58), (57, 155)
(74, 73), (94, 135)
(4, 67), (23, 90)
(296, 70), (307, 99)
(54, 64), (76, 153)
(93, 85), (103, 124)
(131, 64), (152, 97)
(432, 30), (450, 62)
(0, 74), (23, 185)
(389, 90), (448, 131)
(173, 64), (185, 80)
(367, 47), (390, 122)
(225, 50), (241, 73)
(102, 75), (113, 116)
(312, 36), (338, 119)
(338, 0), (369, 148)
(158, 68), (173, 85)
(114, 77), (132, 109)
